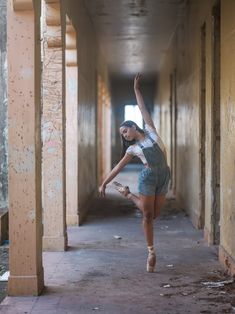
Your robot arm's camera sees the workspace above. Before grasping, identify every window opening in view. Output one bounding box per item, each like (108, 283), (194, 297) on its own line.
(124, 105), (143, 129)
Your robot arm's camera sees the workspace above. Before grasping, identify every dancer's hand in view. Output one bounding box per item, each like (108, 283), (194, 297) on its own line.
(99, 184), (106, 197)
(134, 73), (141, 90)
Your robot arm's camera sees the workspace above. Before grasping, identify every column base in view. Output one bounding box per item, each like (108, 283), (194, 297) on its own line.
(219, 245), (235, 276)
(204, 225), (214, 245)
(8, 268), (44, 296)
(189, 210), (201, 229)
(43, 234), (68, 251)
(66, 214), (79, 226)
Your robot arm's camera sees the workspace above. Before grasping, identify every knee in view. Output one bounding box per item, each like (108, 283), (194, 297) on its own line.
(154, 209), (160, 220)
(143, 211), (153, 224)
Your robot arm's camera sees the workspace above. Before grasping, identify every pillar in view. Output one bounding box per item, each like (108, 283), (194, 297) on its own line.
(0, 0), (8, 212)
(42, 1), (67, 250)
(7, 0), (44, 295)
(65, 20), (79, 225)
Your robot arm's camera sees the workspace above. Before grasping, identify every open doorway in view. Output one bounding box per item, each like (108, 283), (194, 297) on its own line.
(97, 75), (111, 185)
(124, 104), (143, 129)
(169, 70), (177, 195)
(211, 1), (221, 244)
(199, 23), (206, 229)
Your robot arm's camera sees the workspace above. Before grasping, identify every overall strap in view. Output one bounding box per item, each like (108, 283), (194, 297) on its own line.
(137, 142), (145, 149)
(137, 133), (156, 149)
(146, 134), (156, 144)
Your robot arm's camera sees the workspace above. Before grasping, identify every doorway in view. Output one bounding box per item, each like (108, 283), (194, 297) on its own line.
(199, 23), (206, 229)
(170, 70), (177, 194)
(211, 1), (221, 244)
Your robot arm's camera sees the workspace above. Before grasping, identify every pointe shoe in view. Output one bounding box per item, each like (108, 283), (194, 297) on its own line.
(112, 181), (130, 197)
(147, 249), (156, 273)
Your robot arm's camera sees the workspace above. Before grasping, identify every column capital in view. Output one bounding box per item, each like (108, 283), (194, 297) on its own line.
(12, 0), (33, 11)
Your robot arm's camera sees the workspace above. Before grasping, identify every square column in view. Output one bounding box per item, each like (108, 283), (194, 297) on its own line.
(65, 21), (79, 225)
(7, 0), (44, 295)
(42, 2), (67, 251)
(66, 65), (78, 225)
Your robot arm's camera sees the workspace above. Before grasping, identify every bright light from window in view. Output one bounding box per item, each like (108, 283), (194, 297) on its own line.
(124, 105), (143, 129)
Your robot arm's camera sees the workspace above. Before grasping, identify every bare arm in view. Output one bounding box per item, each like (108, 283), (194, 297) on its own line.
(99, 153), (133, 196)
(134, 73), (155, 129)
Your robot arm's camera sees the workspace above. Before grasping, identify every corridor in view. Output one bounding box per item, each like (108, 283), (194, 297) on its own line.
(0, 166), (234, 313)
(1, 0), (235, 311)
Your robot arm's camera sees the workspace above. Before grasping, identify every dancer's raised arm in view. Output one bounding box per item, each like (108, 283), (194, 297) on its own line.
(134, 73), (155, 129)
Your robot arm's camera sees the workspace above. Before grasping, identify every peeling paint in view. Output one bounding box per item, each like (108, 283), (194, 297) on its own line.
(27, 208), (35, 221)
(10, 145), (34, 173)
(47, 147), (56, 154)
(20, 67), (33, 79)
(54, 180), (62, 191)
(47, 190), (56, 199)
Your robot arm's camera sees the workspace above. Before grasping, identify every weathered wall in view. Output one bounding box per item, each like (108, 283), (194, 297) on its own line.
(42, 2), (67, 250)
(0, 0), (7, 210)
(63, 0), (110, 221)
(155, 0), (215, 226)
(111, 78), (155, 166)
(156, 0), (235, 273)
(219, 0), (235, 275)
(7, 0), (44, 295)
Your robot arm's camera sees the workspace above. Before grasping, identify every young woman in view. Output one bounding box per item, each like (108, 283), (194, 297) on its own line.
(99, 73), (170, 272)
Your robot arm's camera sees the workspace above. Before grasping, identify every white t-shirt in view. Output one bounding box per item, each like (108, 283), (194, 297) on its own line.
(126, 124), (166, 164)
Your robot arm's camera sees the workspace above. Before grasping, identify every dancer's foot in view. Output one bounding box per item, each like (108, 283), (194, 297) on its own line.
(147, 246), (156, 272)
(112, 181), (130, 197)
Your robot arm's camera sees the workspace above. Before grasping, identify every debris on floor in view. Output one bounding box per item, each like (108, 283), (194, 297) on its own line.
(113, 235), (122, 239)
(201, 278), (234, 288)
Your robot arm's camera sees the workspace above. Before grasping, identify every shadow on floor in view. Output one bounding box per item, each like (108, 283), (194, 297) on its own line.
(0, 165), (235, 313)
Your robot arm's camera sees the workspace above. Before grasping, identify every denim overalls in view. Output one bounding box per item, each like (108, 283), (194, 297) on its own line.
(137, 134), (170, 195)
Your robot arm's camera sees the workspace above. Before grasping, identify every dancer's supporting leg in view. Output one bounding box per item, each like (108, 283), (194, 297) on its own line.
(127, 193), (156, 272)
(154, 194), (166, 219)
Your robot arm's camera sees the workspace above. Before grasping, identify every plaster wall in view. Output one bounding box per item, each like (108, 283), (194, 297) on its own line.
(155, 0), (216, 229)
(219, 0), (235, 272)
(63, 0), (109, 222)
(0, 0), (7, 210)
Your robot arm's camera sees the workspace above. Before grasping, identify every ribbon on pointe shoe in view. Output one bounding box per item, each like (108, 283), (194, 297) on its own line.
(112, 181), (130, 197)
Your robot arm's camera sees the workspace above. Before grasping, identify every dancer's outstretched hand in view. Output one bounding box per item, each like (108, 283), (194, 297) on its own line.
(134, 73), (141, 90)
(99, 184), (106, 197)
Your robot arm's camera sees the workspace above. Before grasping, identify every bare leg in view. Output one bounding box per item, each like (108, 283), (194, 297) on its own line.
(128, 192), (165, 220)
(128, 193), (155, 246)
(126, 192), (156, 272)
(127, 192), (143, 210)
(154, 194), (166, 219)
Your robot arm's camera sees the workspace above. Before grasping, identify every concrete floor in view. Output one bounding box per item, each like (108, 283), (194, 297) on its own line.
(0, 165), (235, 314)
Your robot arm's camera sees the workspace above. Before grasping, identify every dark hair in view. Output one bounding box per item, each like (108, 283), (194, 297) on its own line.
(120, 120), (145, 158)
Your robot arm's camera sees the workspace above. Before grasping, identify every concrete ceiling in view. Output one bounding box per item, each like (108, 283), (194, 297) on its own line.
(83, 0), (185, 79)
